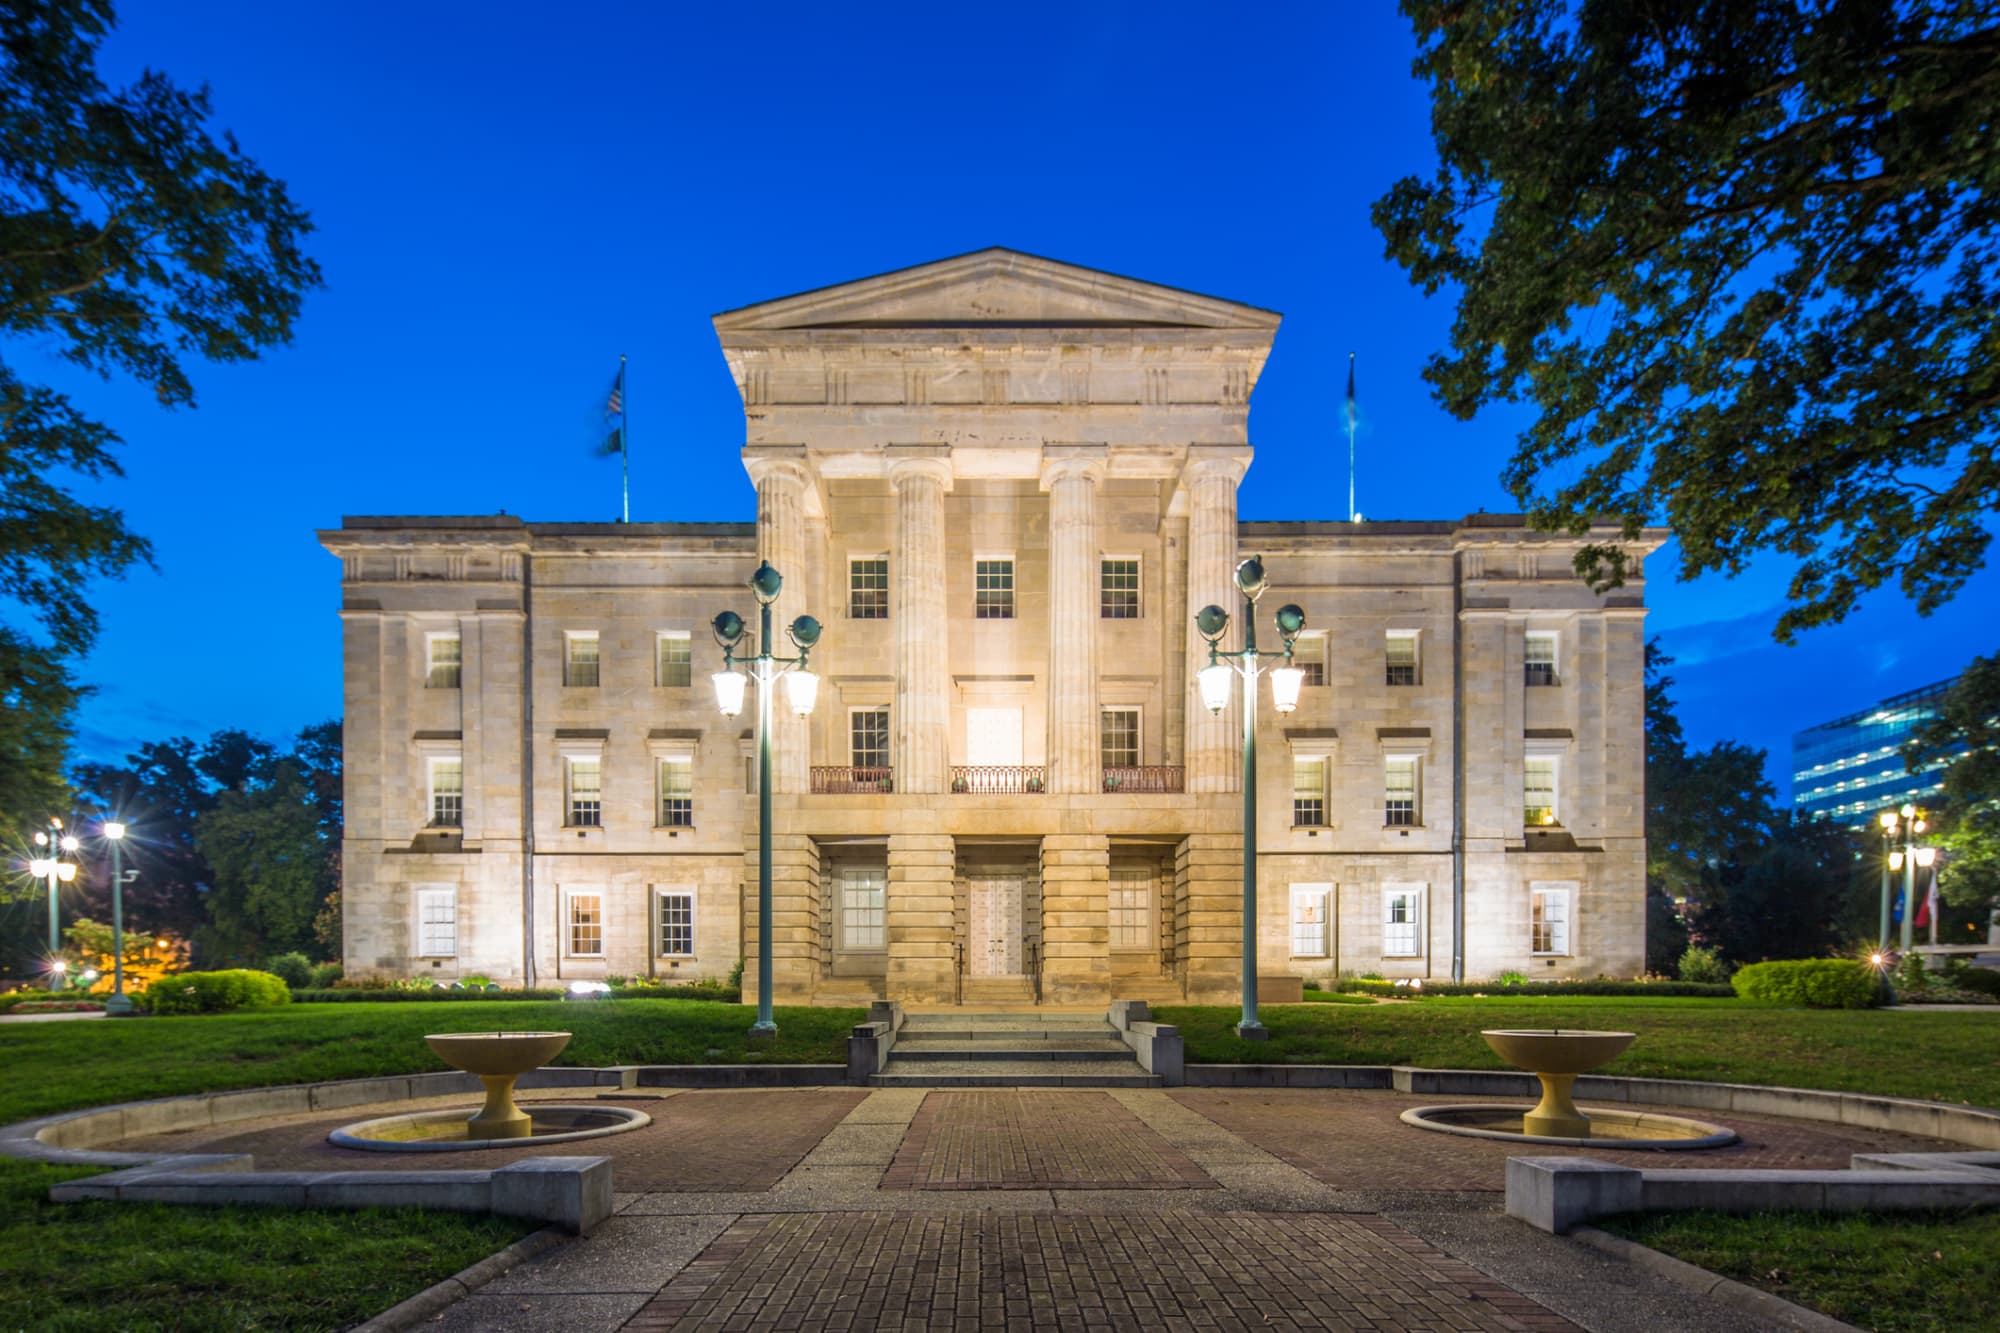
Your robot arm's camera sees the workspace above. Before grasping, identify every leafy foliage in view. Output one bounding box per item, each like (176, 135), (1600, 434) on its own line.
(1676, 944), (1731, 984)
(142, 967), (289, 1014)
(1376, 1), (2000, 639)
(1731, 958), (1880, 1009)
(1901, 651), (2000, 907)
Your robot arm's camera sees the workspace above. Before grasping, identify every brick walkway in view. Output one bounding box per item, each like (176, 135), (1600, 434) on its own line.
(1170, 1089), (1961, 1193)
(624, 1210), (1581, 1332)
(881, 1090), (1216, 1190)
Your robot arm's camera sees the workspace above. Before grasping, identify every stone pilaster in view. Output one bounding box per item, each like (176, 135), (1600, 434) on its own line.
(1183, 452), (1244, 794)
(1041, 448), (1107, 794)
(1179, 832), (1245, 1003)
(887, 833), (956, 1002)
(888, 449), (953, 794)
(1162, 513), (1188, 766)
(1040, 833), (1110, 1004)
(742, 832), (820, 1005)
(746, 447), (812, 795)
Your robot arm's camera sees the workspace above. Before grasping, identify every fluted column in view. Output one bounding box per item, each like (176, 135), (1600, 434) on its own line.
(889, 449), (953, 794)
(1183, 453), (1243, 794)
(1041, 448), (1107, 794)
(747, 450), (811, 795)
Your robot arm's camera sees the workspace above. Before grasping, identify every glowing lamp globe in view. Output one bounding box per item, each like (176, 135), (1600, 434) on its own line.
(1198, 663), (1233, 716)
(712, 670), (747, 718)
(786, 668), (819, 717)
(1269, 666), (1304, 714)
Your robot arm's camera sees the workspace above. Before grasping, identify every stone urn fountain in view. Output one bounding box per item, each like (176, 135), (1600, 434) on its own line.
(425, 1031), (572, 1140)
(1480, 1029), (1633, 1139)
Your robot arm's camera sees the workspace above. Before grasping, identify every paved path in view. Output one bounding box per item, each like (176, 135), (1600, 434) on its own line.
(110, 1086), (1920, 1331)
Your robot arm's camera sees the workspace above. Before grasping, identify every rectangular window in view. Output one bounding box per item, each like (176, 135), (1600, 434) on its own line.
(655, 890), (694, 957)
(566, 756), (602, 827)
(1385, 756), (1420, 826)
(656, 632), (691, 687)
(1385, 631), (1419, 686)
(428, 756), (464, 828)
(1100, 558), (1140, 619)
(850, 709), (890, 769)
(565, 631), (600, 688)
(1531, 883), (1573, 955)
(1383, 886), (1422, 957)
(1291, 885), (1329, 958)
(1100, 708), (1140, 771)
(849, 557), (889, 619)
(565, 889), (603, 957)
(415, 887), (457, 957)
(1525, 631), (1559, 687)
(974, 558), (1015, 619)
(1296, 633), (1327, 687)
(657, 755), (693, 827)
(1525, 756), (1559, 826)
(840, 865), (886, 951)
(1292, 758), (1326, 827)
(426, 634), (462, 689)
(1109, 865), (1153, 950)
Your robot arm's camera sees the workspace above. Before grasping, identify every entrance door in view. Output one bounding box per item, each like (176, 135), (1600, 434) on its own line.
(965, 708), (1024, 766)
(967, 875), (1023, 975)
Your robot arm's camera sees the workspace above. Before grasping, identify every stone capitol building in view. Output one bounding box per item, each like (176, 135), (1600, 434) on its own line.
(321, 249), (1661, 1006)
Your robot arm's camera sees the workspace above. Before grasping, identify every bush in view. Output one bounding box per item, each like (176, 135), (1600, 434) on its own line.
(1330, 977), (1735, 999)
(265, 953), (314, 989)
(144, 969), (292, 1015)
(308, 961), (343, 988)
(1677, 945), (1731, 984)
(1893, 951), (1932, 995)
(290, 987), (567, 1003)
(1731, 958), (1879, 1009)
(1958, 967), (2000, 998)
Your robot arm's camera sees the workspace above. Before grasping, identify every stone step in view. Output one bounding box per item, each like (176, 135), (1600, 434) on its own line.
(870, 1059), (1162, 1088)
(895, 1028), (1118, 1044)
(889, 1044), (1129, 1062)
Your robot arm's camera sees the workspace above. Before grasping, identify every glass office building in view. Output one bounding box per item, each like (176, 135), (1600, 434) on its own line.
(1791, 679), (1954, 827)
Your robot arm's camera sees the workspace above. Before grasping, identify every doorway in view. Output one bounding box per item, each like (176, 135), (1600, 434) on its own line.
(966, 874), (1024, 976)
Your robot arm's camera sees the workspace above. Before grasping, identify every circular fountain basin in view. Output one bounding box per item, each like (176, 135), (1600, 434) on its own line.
(424, 1030), (572, 1074)
(1400, 1103), (1738, 1149)
(330, 1103), (650, 1152)
(1480, 1029), (1634, 1073)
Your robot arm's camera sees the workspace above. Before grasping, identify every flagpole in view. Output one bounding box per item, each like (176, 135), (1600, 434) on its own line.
(619, 354), (630, 524)
(1345, 352), (1358, 523)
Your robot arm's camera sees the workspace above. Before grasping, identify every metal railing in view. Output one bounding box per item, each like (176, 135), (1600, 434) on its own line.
(1101, 765), (1185, 794)
(949, 765), (1047, 795)
(1026, 938), (1042, 1004)
(810, 766), (894, 794)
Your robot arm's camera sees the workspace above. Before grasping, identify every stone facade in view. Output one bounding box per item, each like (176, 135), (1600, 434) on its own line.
(321, 249), (1663, 1002)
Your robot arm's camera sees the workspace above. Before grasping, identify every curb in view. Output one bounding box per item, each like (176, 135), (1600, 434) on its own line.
(1568, 1225), (1866, 1333)
(349, 1225), (567, 1333)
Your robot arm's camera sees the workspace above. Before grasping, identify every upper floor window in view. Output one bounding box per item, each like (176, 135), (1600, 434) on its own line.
(1385, 756), (1420, 826)
(1385, 631), (1419, 687)
(851, 708), (890, 769)
(566, 756), (602, 827)
(1531, 882), (1573, 955)
(849, 557), (889, 619)
(1295, 632), (1327, 687)
(656, 632), (691, 687)
(565, 631), (600, 688)
(975, 557), (1015, 619)
(415, 886), (457, 957)
(1525, 631), (1559, 687)
(1101, 708), (1140, 770)
(428, 756), (463, 828)
(658, 755), (693, 827)
(426, 633), (462, 689)
(1383, 885), (1422, 957)
(1525, 755), (1560, 826)
(1100, 558), (1140, 619)
(1292, 758), (1326, 827)
(1291, 884), (1329, 958)
(656, 889), (694, 957)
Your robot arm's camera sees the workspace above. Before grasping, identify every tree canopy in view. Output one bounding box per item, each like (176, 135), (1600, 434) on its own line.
(1903, 651), (2000, 907)
(1376, 0), (2000, 641)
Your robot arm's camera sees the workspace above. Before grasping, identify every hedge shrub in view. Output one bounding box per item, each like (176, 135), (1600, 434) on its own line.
(1957, 967), (2000, 998)
(1325, 978), (1736, 999)
(288, 981), (741, 1004)
(144, 969), (292, 1015)
(1730, 958), (1879, 1009)
(265, 953), (314, 989)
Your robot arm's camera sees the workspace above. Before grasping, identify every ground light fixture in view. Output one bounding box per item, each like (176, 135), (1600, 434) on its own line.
(712, 561), (821, 1037)
(1195, 555), (1307, 1041)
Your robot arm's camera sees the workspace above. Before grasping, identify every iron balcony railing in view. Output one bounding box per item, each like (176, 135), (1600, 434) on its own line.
(949, 765), (1047, 794)
(810, 766), (894, 794)
(1101, 765), (1185, 794)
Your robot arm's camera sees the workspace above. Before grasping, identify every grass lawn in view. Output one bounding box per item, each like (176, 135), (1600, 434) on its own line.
(0, 1000), (862, 1331)
(1601, 1209), (2000, 1333)
(1158, 997), (2000, 1108)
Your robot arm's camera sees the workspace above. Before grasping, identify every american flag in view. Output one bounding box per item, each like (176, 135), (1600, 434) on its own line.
(605, 371), (624, 418)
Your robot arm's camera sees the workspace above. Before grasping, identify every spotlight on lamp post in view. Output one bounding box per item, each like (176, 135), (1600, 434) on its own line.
(711, 560), (821, 1037)
(1195, 556), (1306, 1041)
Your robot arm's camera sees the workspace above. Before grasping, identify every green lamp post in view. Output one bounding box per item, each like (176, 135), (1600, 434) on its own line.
(1195, 556), (1307, 1041)
(712, 561), (822, 1037)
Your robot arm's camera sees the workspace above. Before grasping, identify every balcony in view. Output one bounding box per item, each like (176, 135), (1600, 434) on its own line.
(1102, 765), (1185, 794)
(811, 766), (894, 794)
(949, 766), (1046, 795)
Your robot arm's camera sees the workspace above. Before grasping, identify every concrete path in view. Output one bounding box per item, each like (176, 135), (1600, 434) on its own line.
(0, 1009), (106, 1024)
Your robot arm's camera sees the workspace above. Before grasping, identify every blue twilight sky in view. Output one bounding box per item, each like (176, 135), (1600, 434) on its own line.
(43, 0), (1996, 803)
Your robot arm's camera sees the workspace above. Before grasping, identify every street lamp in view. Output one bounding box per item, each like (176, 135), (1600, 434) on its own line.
(28, 818), (79, 991)
(712, 560), (821, 1037)
(1881, 804), (1934, 958)
(1195, 555), (1307, 1041)
(102, 820), (135, 1016)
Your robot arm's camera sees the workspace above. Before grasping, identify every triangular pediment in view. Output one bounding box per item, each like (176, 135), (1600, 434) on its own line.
(713, 248), (1280, 333)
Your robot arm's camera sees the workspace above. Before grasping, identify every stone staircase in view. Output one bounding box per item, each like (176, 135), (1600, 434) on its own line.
(870, 1011), (1159, 1087)
(957, 975), (1036, 1006)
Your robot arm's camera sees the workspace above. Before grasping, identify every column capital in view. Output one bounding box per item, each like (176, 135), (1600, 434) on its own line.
(743, 443), (816, 496)
(885, 444), (954, 491)
(1180, 444), (1251, 488)
(1038, 444), (1108, 492)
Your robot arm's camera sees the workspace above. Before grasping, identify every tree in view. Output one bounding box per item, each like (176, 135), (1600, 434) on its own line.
(0, 0), (319, 830)
(1645, 641), (1778, 907)
(194, 758), (334, 963)
(1903, 651), (2000, 908)
(1375, 1), (2000, 641)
